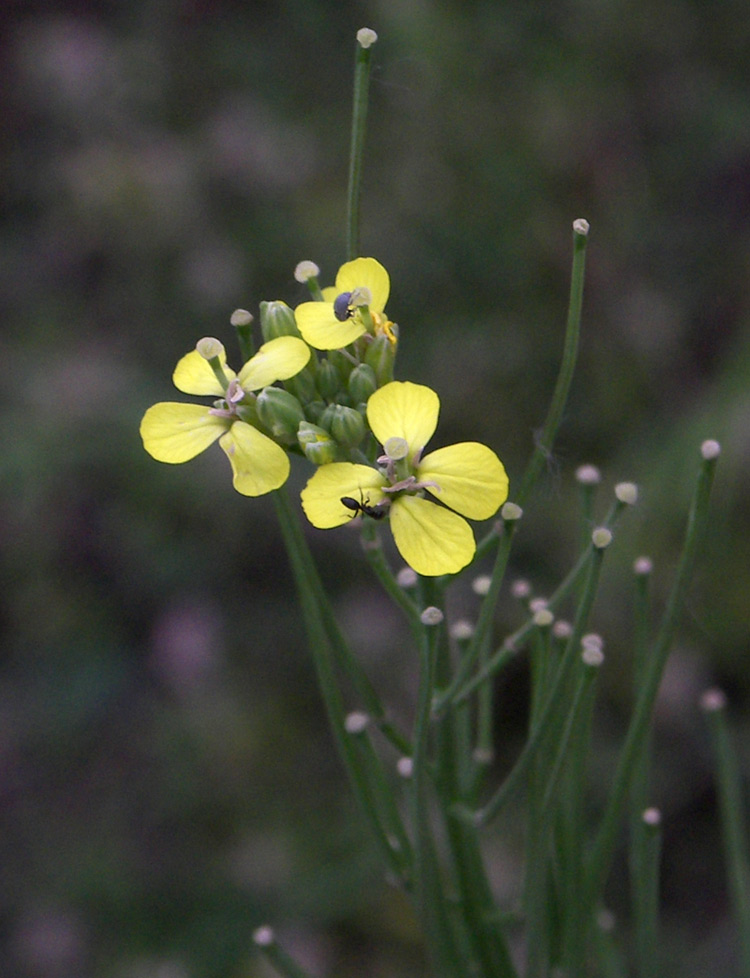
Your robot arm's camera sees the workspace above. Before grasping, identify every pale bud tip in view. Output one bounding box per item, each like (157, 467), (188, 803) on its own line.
(294, 260), (320, 283)
(230, 308), (253, 327)
(397, 567), (418, 589)
(529, 597), (548, 614)
(252, 926), (275, 947)
(592, 527), (613, 549)
(472, 575), (491, 596)
(633, 556), (653, 576)
(501, 501), (523, 521)
(615, 482), (638, 505)
(701, 439), (721, 460)
(396, 756), (413, 778)
(582, 633), (604, 652)
(642, 807), (662, 826)
(700, 687), (727, 713)
(511, 579), (531, 600)
(420, 606), (444, 626)
(344, 710), (370, 734)
(357, 27), (378, 48)
(553, 620), (572, 639)
(576, 464), (601, 485)
(196, 336), (225, 360)
(450, 619), (474, 641)
(573, 218), (590, 236)
(582, 646), (604, 667)
(533, 608), (554, 628)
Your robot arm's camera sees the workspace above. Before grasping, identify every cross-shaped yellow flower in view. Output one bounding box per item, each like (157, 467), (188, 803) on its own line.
(301, 381), (509, 575)
(140, 336), (310, 496)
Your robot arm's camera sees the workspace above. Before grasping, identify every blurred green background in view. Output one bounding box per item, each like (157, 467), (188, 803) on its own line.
(2, 1), (749, 975)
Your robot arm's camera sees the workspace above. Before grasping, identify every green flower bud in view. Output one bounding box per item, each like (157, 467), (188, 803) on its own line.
(235, 398), (260, 427)
(317, 404), (337, 433)
(348, 363), (377, 403)
(285, 363), (318, 405)
(364, 333), (396, 386)
(259, 300), (301, 341)
(329, 349), (355, 383)
(255, 387), (305, 445)
(304, 400), (326, 423)
(298, 422), (339, 465)
(316, 358), (342, 400)
(330, 405), (366, 448)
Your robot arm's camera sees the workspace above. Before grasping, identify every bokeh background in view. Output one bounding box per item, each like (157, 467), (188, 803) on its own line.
(2, 1), (749, 976)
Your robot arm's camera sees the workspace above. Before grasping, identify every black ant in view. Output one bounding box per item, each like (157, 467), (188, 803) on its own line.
(340, 488), (388, 520)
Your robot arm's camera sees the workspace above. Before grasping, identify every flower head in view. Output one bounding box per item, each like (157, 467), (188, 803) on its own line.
(301, 381), (509, 575)
(140, 336), (310, 496)
(295, 257), (395, 350)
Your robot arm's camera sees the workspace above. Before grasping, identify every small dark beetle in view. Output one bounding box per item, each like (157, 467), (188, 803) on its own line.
(334, 291), (354, 322)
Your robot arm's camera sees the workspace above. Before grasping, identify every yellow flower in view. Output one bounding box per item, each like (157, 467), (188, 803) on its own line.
(295, 257), (395, 350)
(140, 336), (310, 496)
(301, 381), (509, 576)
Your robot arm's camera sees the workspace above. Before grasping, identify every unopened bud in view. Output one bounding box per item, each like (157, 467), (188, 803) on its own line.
(330, 405), (366, 448)
(259, 300), (300, 341)
(501, 502), (523, 521)
(256, 387), (305, 444)
(344, 711), (370, 734)
(472, 575), (491, 596)
(700, 687), (727, 713)
(397, 567), (418, 589)
(529, 597), (548, 614)
(511, 579), (531, 600)
(701, 439), (721, 460)
(582, 633), (603, 652)
(298, 422), (338, 466)
(615, 482), (638, 505)
(316, 359), (342, 401)
(634, 556), (653, 576)
(533, 608), (554, 628)
(642, 807), (662, 826)
(576, 464), (601, 485)
(397, 756), (413, 778)
(451, 620), (474, 641)
(364, 333), (396, 386)
(294, 260), (320, 283)
(252, 926), (275, 947)
(553, 620), (572, 639)
(592, 527), (612, 549)
(421, 606), (444, 626)
(573, 218), (590, 236)
(582, 646), (604, 667)
(348, 363), (377, 403)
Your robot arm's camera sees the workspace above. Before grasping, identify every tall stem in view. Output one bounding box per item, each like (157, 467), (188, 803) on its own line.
(346, 31), (377, 260)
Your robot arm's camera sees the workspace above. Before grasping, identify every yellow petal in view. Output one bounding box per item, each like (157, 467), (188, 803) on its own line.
(172, 349), (236, 396)
(301, 463), (386, 528)
(367, 382), (439, 458)
(238, 336), (311, 390)
(389, 495), (475, 577)
(418, 443), (509, 520)
(140, 402), (227, 463)
(218, 421), (290, 496)
(336, 258), (390, 313)
(295, 301), (365, 350)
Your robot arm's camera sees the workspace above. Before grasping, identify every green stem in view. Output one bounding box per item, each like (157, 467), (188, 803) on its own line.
(516, 220), (589, 508)
(410, 618), (465, 978)
(272, 488), (409, 882)
(704, 693), (750, 978)
(346, 33), (376, 260)
(254, 931), (317, 978)
(632, 808), (663, 978)
(585, 447), (719, 908)
(472, 543), (607, 827)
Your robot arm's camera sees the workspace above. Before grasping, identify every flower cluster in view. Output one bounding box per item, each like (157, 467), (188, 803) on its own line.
(140, 258), (509, 575)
